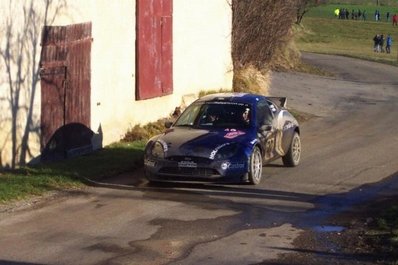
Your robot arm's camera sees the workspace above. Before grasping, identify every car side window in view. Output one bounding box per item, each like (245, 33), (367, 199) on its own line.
(256, 100), (273, 127)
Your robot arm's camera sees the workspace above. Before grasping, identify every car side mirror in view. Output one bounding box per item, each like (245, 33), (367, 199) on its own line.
(164, 121), (173, 128)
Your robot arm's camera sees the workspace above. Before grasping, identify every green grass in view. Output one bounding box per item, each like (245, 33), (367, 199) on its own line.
(308, 4), (398, 19)
(296, 16), (398, 66)
(0, 141), (145, 203)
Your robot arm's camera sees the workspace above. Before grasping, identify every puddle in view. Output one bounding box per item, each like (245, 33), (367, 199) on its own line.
(312, 225), (345, 233)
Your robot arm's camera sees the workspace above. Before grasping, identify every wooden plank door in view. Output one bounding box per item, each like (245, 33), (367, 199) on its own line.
(40, 22), (92, 149)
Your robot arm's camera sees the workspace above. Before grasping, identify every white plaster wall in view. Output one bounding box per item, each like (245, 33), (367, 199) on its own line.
(0, 0), (232, 167)
(0, 0), (48, 167)
(173, 0), (233, 93)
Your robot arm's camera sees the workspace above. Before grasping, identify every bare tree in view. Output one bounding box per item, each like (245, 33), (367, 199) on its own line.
(231, 0), (296, 91)
(0, 0), (66, 168)
(295, 0), (325, 25)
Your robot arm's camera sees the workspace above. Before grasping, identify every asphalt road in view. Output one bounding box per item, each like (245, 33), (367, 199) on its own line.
(0, 53), (397, 265)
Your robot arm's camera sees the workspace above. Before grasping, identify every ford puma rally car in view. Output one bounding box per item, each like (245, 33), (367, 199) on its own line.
(144, 93), (301, 185)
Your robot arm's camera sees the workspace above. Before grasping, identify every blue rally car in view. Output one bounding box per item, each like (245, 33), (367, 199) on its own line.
(144, 93), (301, 185)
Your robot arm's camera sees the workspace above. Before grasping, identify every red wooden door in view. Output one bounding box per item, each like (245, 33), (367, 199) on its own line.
(136, 0), (173, 100)
(40, 65), (67, 149)
(40, 22), (91, 149)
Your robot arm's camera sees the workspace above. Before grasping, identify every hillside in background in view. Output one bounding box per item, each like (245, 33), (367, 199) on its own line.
(296, 2), (398, 66)
(328, 0), (398, 6)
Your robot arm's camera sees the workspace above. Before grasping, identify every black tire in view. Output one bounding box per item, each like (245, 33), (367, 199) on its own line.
(144, 169), (159, 184)
(248, 146), (263, 185)
(282, 132), (301, 167)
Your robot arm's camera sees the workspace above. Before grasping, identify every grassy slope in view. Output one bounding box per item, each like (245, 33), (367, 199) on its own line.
(0, 141), (145, 203)
(297, 4), (398, 66)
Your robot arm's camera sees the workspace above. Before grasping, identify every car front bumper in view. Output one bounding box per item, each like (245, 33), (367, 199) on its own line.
(144, 157), (248, 182)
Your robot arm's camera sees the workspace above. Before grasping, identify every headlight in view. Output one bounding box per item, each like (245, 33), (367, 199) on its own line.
(151, 141), (165, 159)
(215, 144), (238, 160)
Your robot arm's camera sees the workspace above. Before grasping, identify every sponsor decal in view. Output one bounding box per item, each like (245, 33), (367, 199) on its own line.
(224, 130), (245, 139)
(211, 102), (246, 106)
(221, 162), (245, 170)
(178, 161), (197, 168)
(250, 139), (258, 145)
(283, 122), (295, 131)
(210, 143), (230, 160)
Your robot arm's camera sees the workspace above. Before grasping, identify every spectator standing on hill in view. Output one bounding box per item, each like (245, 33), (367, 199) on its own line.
(363, 10), (367, 20)
(334, 8), (340, 18)
(386, 34), (393, 54)
(380, 34), (385, 52)
(373, 34), (381, 52)
(345, 9), (349, 19)
(358, 9), (362, 19)
(375, 10), (379, 21)
(341, 8), (346, 19)
(393, 14), (398, 26)
(386, 12), (390, 21)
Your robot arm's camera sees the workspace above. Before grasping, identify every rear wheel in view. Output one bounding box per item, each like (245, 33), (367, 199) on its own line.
(248, 146), (263, 185)
(282, 132), (301, 167)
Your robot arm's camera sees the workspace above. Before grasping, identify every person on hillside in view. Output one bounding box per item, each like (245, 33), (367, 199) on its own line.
(393, 14), (398, 26)
(386, 34), (393, 54)
(340, 8), (346, 19)
(334, 8), (340, 18)
(373, 34), (381, 52)
(386, 12), (390, 22)
(358, 9), (362, 19)
(380, 34), (385, 52)
(362, 10), (367, 20)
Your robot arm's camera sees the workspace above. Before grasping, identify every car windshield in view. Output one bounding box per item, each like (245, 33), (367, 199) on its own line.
(175, 102), (252, 129)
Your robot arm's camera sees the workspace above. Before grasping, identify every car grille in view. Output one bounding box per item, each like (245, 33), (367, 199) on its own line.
(159, 167), (219, 178)
(166, 156), (212, 164)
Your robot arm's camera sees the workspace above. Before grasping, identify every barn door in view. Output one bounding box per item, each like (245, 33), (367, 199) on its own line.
(40, 65), (67, 149)
(40, 22), (92, 149)
(136, 0), (173, 100)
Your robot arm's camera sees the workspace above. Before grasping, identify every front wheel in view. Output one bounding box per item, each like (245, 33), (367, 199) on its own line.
(248, 146), (263, 185)
(282, 132), (301, 167)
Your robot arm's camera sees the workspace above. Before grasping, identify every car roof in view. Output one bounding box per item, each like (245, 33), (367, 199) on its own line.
(196, 93), (265, 105)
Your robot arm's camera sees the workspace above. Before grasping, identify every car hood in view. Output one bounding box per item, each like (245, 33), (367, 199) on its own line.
(156, 127), (254, 158)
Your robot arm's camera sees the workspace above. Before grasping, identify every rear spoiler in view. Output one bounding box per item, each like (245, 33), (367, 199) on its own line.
(267, 97), (287, 108)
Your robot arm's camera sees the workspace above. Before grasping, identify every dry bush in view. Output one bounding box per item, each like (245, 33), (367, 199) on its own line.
(271, 29), (302, 71)
(232, 0), (297, 92)
(123, 118), (170, 142)
(233, 66), (271, 95)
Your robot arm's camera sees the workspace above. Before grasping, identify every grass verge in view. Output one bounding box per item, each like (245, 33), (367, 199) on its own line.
(0, 141), (145, 204)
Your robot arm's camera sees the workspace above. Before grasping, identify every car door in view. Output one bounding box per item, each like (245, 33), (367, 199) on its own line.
(256, 99), (277, 162)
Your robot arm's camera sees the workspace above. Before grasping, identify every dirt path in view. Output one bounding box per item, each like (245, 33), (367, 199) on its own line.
(0, 53), (397, 265)
(266, 53), (398, 265)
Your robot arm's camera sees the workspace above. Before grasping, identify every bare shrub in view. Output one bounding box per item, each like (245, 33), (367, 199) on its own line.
(233, 66), (271, 95)
(231, 0), (297, 93)
(271, 29), (302, 71)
